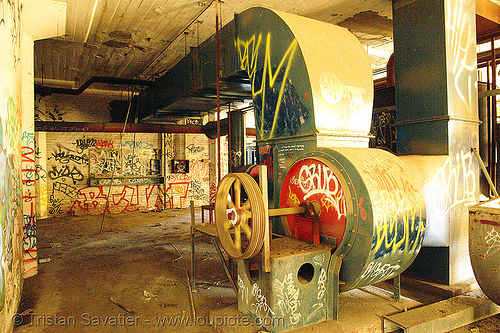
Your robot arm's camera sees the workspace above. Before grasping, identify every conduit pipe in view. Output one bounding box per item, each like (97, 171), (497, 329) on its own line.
(35, 76), (153, 95)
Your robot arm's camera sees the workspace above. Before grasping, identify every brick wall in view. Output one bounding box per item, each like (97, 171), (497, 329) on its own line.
(43, 131), (165, 216)
(34, 92), (228, 216)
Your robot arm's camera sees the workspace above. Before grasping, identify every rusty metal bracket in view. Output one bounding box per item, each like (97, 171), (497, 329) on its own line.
(327, 254), (343, 321)
(393, 274), (401, 302)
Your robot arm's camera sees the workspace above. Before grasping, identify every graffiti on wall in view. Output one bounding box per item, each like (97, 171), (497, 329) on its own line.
(35, 105), (67, 122)
(275, 273), (302, 325)
(369, 110), (397, 153)
(21, 131), (37, 276)
(41, 130), (214, 216)
(89, 148), (154, 178)
(445, 0), (476, 116)
(430, 149), (476, 218)
(51, 144), (89, 165)
(0, 94), (24, 309)
(0, 122), (7, 310)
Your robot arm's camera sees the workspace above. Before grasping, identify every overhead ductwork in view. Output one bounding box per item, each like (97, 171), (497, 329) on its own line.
(35, 76), (153, 96)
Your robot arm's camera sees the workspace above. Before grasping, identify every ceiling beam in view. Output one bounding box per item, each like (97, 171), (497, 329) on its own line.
(476, 0), (500, 25)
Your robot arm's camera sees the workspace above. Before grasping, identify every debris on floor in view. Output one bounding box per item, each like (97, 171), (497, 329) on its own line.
(13, 208), (500, 333)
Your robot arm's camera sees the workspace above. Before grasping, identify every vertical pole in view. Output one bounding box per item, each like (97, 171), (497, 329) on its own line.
(229, 110), (246, 171)
(190, 200), (196, 288)
(215, 0), (221, 183)
(228, 103), (232, 172)
(473, 147), (500, 197)
(162, 133), (167, 210)
(259, 165), (271, 272)
(488, 59), (493, 184)
(491, 38), (497, 189)
(213, 239), (238, 295)
(393, 274), (401, 302)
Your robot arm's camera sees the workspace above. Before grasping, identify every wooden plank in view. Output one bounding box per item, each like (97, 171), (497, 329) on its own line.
(194, 224), (218, 237)
(93, 0), (124, 43)
(108, 0), (148, 36)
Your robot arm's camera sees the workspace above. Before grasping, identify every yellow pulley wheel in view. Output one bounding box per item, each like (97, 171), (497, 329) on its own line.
(215, 173), (266, 260)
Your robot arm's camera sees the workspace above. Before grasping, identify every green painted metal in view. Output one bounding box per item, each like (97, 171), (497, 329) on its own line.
(136, 20), (248, 122)
(393, 0), (449, 155)
(235, 8), (315, 141)
(237, 237), (332, 332)
(228, 110), (245, 172)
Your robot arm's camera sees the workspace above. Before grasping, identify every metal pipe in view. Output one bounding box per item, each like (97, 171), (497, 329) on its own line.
(478, 89), (500, 98)
(473, 147), (500, 197)
(228, 103), (232, 172)
(215, 0), (221, 183)
(140, 1), (215, 79)
(190, 201), (196, 289)
(35, 76), (153, 95)
(491, 38), (497, 188)
(168, 243), (196, 321)
(268, 206), (305, 217)
(212, 239), (238, 295)
(35, 121), (205, 133)
(487, 58), (493, 180)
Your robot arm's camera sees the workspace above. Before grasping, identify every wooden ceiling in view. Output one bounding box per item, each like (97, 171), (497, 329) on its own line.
(34, 0), (395, 88)
(34, 0), (500, 90)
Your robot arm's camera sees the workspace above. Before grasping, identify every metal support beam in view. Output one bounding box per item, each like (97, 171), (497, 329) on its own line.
(35, 121), (205, 133)
(212, 239), (238, 295)
(35, 76), (153, 96)
(383, 295), (500, 332)
(393, 275), (401, 302)
(327, 255), (343, 321)
(228, 110), (246, 172)
(190, 201), (196, 289)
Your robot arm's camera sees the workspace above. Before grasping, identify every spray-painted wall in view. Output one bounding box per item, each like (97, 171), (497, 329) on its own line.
(0, 0), (29, 332)
(34, 93), (227, 217)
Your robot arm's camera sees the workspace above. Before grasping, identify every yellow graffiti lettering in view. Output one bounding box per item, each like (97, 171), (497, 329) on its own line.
(288, 186), (300, 206)
(236, 34), (298, 138)
(374, 204), (425, 256)
(321, 195), (334, 213)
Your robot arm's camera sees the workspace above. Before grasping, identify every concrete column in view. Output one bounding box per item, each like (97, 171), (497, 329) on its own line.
(20, 33), (37, 278)
(393, 0), (478, 284)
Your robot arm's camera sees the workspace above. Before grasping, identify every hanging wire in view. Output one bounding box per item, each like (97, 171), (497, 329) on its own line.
(98, 84), (135, 234)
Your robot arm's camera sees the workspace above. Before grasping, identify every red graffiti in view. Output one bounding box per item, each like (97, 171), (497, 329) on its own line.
(95, 139), (114, 149)
(209, 183), (217, 202)
(69, 186), (108, 214)
(146, 184), (166, 210)
(165, 182), (190, 208)
(21, 146), (35, 163)
(358, 197), (368, 221)
(110, 186), (140, 213)
(21, 146), (36, 185)
(260, 145), (271, 155)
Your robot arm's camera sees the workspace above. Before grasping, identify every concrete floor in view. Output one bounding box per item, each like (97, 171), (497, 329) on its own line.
(12, 208), (500, 333)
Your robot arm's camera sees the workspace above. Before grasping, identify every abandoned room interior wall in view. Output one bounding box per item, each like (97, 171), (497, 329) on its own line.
(0, 1), (28, 332)
(33, 92), (225, 217)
